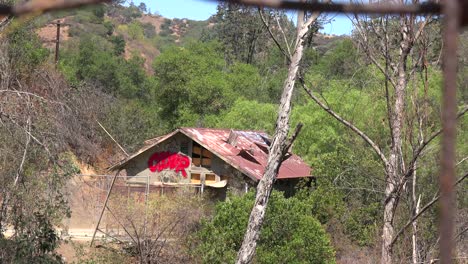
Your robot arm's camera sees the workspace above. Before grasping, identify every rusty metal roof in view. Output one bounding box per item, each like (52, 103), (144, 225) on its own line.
(110, 127), (312, 181)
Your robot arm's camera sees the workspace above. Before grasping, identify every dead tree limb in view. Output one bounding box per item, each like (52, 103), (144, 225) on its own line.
(0, 110), (52, 157)
(0, 90), (65, 105)
(96, 120), (129, 157)
(455, 226), (468, 242)
(275, 15), (292, 58)
(258, 8), (291, 61)
(404, 106), (468, 179)
(0, 15), (12, 31)
(90, 170), (121, 247)
(456, 156), (468, 166)
(0, 115), (31, 231)
(235, 6), (319, 264)
(299, 77), (389, 168)
(390, 172), (468, 247)
(351, 17), (398, 90)
(104, 205), (138, 245)
(283, 122), (303, 156)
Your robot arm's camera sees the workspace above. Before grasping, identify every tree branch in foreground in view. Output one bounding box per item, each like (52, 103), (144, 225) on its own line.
(0, 0), (110, 17)
(214, 0), (441, 15)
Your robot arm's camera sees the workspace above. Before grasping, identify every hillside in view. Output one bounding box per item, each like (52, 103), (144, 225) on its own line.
(35, 4), (341, 73)
(34, 6), (216, 73)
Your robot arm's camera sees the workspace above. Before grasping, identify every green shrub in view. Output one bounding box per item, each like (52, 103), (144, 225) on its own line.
(343, 202), (380, 246)
(152, 35), (176, 52)
(6, 26), (49, 77)
(123, 4), (142, 22)
(128, 21), (144, 40)
(103, 20), (115, 36)
(110, 35), (126, 55)
(191, 191), (335, 264)
(74, 7), (103, 24)
(142, 22), (156, 38)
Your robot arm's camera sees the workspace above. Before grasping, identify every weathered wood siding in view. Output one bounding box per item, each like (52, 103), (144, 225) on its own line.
(123, 132), (256, 195)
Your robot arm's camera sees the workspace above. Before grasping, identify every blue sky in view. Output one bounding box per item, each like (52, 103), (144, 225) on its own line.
(321, 14), (354, 36)
(132, 0), (353, 35)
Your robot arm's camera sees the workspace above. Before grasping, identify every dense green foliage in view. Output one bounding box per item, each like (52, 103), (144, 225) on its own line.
(153, 42), (271, 127)
(7, 27), (49, 77)
(192, 191), (335, 263)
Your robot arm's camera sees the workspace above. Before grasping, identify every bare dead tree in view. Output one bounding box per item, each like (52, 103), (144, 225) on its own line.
(102, 189), (207, 264)
(293, 4), (466, 263)
(235, 2), (323, 263)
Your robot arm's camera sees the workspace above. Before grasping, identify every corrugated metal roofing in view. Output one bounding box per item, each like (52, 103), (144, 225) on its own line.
(110, 127), (312, 181)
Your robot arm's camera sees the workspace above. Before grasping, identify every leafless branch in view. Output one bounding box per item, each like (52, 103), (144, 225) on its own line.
(0, 15), (13, 31)
(258, 8), (291, 61)
(283, 122), (303, 157)
(0, 110), (32, 229)
(351, 17), (398, 89)
(0, 110), (52, 157)
(275, 15), (292, 57)
(152, 216), (183, 260)
(104, 205), (138, 245)
(13, 116), (31, 186)
(390, 171), (468, 247)
(455, 225), (468, 242)
(412, 15), (433, 46)
(96, 120), (129, 156)
(405, 106), (468, 178)
(0, 90), (65, 105)
(456, 156), (468, 166)
(299, 76), (389, 168)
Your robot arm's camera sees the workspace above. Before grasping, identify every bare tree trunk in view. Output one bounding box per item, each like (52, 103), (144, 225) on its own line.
(412, 189), (421, 264)
(382, 168), (397, 264)
(235, 8), (318, 264)
(412, 114), (424, 264)
(381, 15), (411, 264)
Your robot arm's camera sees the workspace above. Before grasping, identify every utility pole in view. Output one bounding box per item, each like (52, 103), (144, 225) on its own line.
(54, 20), (61, 67)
